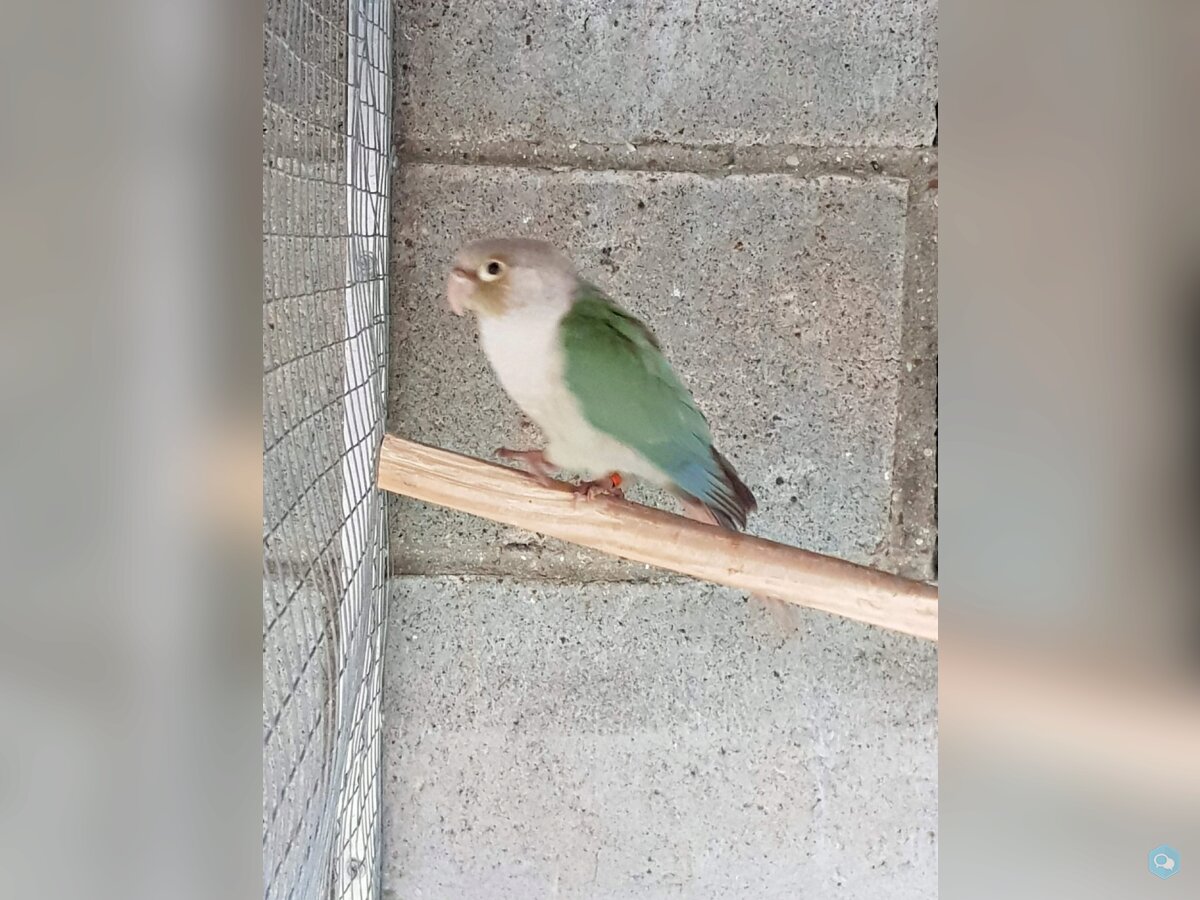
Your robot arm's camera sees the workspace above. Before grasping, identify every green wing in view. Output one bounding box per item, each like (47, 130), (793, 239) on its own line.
(560, 284), (755, 528)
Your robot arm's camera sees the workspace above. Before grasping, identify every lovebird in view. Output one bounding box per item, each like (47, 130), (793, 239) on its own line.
(446, 238), (756, 530)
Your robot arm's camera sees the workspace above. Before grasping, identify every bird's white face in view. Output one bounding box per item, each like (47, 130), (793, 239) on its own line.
(446, 238), (577, 320)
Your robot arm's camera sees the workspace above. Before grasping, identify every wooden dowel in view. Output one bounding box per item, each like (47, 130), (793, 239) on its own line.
(377, 434), (938, 641)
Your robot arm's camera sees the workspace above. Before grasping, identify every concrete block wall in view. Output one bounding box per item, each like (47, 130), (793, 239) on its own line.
(384, 2), (937, 896)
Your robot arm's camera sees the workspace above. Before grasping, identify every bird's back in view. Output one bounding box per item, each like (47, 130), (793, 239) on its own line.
(561, 290), (757, 529)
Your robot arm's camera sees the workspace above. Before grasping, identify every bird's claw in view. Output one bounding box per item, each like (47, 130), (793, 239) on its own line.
(496, 447), (558, 484)
(574, 473), (624, 500)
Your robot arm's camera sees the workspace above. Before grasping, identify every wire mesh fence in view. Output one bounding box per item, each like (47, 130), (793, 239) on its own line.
(263, 0), (391, 897)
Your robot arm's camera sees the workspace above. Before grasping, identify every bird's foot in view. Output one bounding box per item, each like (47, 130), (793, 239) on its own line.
(573, 472), (624, 500)
(496, 447), (559, 487)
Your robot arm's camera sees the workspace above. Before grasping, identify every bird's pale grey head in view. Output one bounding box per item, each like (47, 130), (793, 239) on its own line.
(446, 238), (577, 318)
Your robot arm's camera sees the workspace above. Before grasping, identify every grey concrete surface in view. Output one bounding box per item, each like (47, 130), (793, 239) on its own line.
(388, 164), (909, 576)
(889, 167), (938, 578)
(393, 0), (938, 147)
(381, 577), (937, 899)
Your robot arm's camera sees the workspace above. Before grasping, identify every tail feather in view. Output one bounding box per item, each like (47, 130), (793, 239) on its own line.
(697, 449), (757, 531)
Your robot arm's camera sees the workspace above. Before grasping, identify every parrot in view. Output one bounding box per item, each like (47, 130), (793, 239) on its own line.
(445, 237), (756, 531)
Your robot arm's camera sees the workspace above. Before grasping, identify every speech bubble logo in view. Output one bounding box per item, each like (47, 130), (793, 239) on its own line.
(1149, 846), (1180, 880)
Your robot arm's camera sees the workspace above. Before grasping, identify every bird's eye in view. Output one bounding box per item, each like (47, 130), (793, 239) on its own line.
(479, 260), (505, 281)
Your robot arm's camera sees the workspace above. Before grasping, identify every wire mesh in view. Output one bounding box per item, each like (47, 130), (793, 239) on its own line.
(263, 0), (391, 898)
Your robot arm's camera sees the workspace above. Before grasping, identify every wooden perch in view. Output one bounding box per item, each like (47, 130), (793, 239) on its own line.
(377, 434), (938, 641)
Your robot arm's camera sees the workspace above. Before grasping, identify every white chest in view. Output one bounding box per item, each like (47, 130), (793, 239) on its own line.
(478, 307), (572, 430)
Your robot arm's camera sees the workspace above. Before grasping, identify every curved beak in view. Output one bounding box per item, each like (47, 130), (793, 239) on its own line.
(446, 267), (474, 316)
